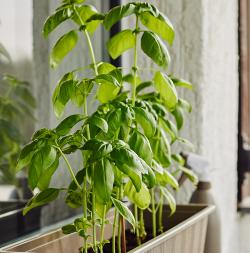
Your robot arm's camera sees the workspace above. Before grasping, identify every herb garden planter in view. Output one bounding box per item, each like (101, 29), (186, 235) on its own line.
(1, 205), (214, 253)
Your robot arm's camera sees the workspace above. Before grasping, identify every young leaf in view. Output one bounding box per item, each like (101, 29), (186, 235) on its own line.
(94, 158), (114, 204)
(124, 180), (150, 210)
(156, 170), (179, 189)
(111, 197), (135, 229)
(104, 3), (136, 30)
(160, 187), (176, 215)
(86, 115), (108, 133)
(107, 29), (136, 59)
(160, 118), (178, 142)
(23, 188), (60, 215)
(128, 130), (152, 165)
(55, 114), (86, 136)
(97, 62), (116, 74)
(140, 12), (174, 45)
(72, 5), (101, 34)
(171, 77), (193, 89)
(178, 98), (192, 113)
(43, 7), (74, 37)
(136, 81), (153, 94)
(154, 71), (178, 110)
(141, 31), (170, 68)
(134, 107), (156, 138)
(50, 30), (78, 69)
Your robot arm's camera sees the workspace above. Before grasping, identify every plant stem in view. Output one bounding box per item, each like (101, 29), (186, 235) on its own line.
(151, 188), (157, 238)
(56, 146), (82, 191)
(132, 15), (139, 106)
(158, 191), (164, 234)
(112, 188), (119, 253)
(100, 205), (107, 253)
(139, 209), (146, 240)
(134, 205), (141, 245)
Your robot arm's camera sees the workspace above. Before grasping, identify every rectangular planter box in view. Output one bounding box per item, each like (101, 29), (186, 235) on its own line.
(1, 204), (214, 253)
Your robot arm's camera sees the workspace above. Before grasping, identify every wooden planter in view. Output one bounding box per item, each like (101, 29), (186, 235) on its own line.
(1, 204), (214, 253)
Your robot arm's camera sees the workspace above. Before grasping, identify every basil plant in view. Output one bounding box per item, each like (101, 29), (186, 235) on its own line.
(17, 1), (197, 253)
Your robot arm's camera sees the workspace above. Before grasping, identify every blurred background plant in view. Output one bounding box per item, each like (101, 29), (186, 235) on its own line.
(0, 42), (36, 186)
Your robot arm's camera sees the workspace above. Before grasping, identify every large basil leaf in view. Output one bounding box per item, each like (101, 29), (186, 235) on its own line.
(104, 3), (136, 30)
(86, 115), (108, 133)
(141, 31), (170, 68)
(154, 71), (178, 110)
(94, 158), (114, 204)
(55, 114), (86, 136)
(134, 107), (156, 138)
(128, 130), (152, 165)
(23, 188), (60, 215)
(124, 180), (150, 210)
(140, 12), (174, 45)
(50, 30), (78, 69)
(107, 29), (136, 59)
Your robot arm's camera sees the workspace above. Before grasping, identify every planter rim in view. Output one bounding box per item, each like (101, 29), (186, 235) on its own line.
(128, 204), (215, 253)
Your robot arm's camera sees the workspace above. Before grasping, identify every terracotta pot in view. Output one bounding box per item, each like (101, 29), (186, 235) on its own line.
(1, 204), (214, 253)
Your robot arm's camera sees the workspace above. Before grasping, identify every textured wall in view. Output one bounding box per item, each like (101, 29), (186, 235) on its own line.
(122, 0), (239, 252)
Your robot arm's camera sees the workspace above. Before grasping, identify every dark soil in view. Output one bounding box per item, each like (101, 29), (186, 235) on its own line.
(86, 229), (159, 253)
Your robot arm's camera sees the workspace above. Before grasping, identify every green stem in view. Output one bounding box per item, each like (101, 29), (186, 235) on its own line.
(112, 188), (119, 253)
(158, 191), (164, 234)
(132, 15), (139, 106)
(100, 205), (107, 253)
(83, 177), (88, 253)
(151, 188), (157, 238)
(139, 209), (146, 240)
(56, 146), (82, 191)
(134, 205), (141, 245)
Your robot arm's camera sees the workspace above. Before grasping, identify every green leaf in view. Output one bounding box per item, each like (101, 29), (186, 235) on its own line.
(171, 77), (193, 89)
(0, 42), (11, 62)
(156, 170), (178, 189)
(128, 130), (152, 165)
(134, 107), (156, 138)
(72, 5), (101, 34)
(66, 190), (82, 208)
(87, 115), (108, 133)
(43, 7), (74, 37)
(111, 197), (135, 229)
(37, 155), (59, 191)
(104, 3), (136, 30)
(141, 31), (170, 68)
(179, 166), (198, 185)
(124, 180), (150, 210)
(177, 137), (194, 150)
(97, 62), (116, 74)
(16, 141), (37, 172)
(110, 147), (142, 192)
(62, 224), (76, 234)
(178, 99), (192, 113)
(94, 158), (114, 204)
(83, 139), (112, 162)
(55, 114), (86, 136)
(150, 130), (171, 168)
(28, 145), (57, 189)
(172, 106), (184, 130)
(23, 188), (60, 215)
(50, 30), (78, 69)
(136, 81), (153, 94)
(107, 29), (136, 59)
(140, 12), (174, 45)
(160, 187), (176, 215)
(154, 71), (178, 110)
(160, 118), (178, 142)
(105, 109), (123, 138)
(52, 72), (75, 118)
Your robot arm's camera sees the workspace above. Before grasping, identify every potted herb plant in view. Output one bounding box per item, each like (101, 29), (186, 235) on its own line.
(5, 1), (214, 253)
